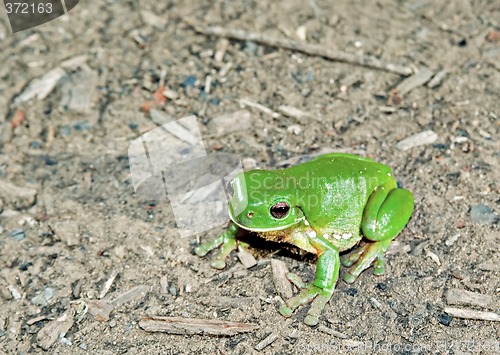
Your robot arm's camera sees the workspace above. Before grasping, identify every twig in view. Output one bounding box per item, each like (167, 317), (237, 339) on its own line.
(184, 18), (413, 76)
(139, 316), (259, 336)
(444, 307), (500, 321)
(99, 270), (118, 299)
(255, 332), (279, 351)
(239, 98), (280, 118)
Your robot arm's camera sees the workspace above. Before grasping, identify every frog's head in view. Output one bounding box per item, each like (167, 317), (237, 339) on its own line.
(227, 170), (304, 232)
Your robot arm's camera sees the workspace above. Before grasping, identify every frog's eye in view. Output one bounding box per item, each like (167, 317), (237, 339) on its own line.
(226, 180), (234, 197)
(270, 202), (290, 219)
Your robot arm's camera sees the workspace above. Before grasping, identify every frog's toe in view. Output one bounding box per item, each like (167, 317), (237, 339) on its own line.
(210, 259), (227, 270)
(278, 303), (293, 318)
(341, 243), (370, 267)
(342, 240), (389, 283)
(286, 272), (308, 289)
(304, 290), (331, 326)
(279, 284), (333, 326)
(373, 256), (385, 276)
(194, 245), (210, 257)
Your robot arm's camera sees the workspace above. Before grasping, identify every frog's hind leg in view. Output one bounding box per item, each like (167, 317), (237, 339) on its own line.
(341, 181), (413, 284)
(279, 233), (340, 326)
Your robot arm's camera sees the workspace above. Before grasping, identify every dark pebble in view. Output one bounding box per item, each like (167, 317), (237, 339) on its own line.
(73, 121), (91, 131)
(8, 229), (25, 241)
(42, 156), (58, 166)
(457, 38), (467, 47)
(209, 98), (220, 105)
(180, 76), (197, 88)
(438, 312), (452, 326)
(31, 140), (42, 149)
(376, 282), (388, 291)
(128, 122), (138, 129)
(19, 262), (33, 271)
(470, 204), (499, 225)
(345, 287), (358, 297)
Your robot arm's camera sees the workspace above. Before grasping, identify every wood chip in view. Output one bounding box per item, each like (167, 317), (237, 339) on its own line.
(27, 315), (49, 326)
(394, 67), (434, 96)
(7, 285), (22, 300)
(426, 250), (441, 266)
(278, 105), (316, 120)
(446, 289), (494, 308)
(396, 130), (438, 151)
(99, 270), (119, 299)
(111, 285), (150, 307)
(255, 332), (278, 351)
(37, 309), (75, 350)
(214, 38), (229, 62)
(427, 69), (448, 88)
(12, 67), (66, 107)
(318, 325), (349, 339)
(270, 259), (293, 299)
(445, 234), (460, 247)
(239, 98), (280, 118)
(139, 316), (259, 336)
(87, 300), (114, 322)
(237, 246), (257, 269)
(444, 307), (500, 321)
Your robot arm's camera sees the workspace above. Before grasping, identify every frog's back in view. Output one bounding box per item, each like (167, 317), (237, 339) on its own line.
(286, 153), (395, 249)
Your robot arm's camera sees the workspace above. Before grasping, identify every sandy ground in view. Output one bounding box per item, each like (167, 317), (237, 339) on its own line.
(0, 0), (499, 353)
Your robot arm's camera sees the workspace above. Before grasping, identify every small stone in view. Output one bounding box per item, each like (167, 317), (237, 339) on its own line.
(345, 288), (358, 297)
(31, 287), (55, 306)
(470, 204), (498, 225)
(180, 76), (197, 88)
(8, 229), (25, 241)
(438, 312), (452, 326)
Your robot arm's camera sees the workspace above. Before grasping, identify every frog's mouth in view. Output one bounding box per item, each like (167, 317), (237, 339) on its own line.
(228, 207), (304, 232)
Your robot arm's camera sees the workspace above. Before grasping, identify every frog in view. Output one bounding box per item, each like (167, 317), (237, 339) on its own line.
(194, 153), (414, 326)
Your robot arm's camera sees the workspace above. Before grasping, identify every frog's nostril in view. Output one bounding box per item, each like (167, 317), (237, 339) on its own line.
(247, 212), (254, 219)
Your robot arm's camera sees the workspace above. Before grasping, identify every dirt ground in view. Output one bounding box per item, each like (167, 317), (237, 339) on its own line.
(1, 0), (499, 354)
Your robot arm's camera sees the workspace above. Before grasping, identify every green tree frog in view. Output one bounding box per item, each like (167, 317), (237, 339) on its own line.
(195, 153), (414, 326)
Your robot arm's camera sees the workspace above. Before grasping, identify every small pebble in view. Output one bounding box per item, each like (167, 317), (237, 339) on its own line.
(73, 121), (91, 131)
(437, 312), (452, 326)
(79, 343), (88, 350)
(345, 288), (358, 297)
(180, 76), (197, 88)
(470, 204), (498, 225)
(31, 287), (55, 306)
(8, 229), (25, 241)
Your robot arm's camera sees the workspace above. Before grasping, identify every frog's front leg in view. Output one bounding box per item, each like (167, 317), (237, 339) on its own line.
(279, 232), (340, 326)
(194, 223), (240, 269)
(342, 181), (414, 283)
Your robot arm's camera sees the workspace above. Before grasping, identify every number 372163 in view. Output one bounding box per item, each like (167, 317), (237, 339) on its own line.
(5, 2), (53, 14)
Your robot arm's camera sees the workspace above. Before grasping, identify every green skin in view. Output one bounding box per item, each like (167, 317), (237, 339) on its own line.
(195, 153), (414, 326)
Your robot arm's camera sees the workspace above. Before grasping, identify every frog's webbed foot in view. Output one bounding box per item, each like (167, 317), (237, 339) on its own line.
(341, 239), (391, 284)
(194, 223), (240, 269)
(279, 277), (334, 326)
